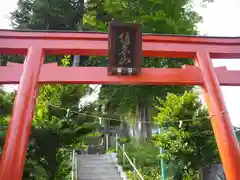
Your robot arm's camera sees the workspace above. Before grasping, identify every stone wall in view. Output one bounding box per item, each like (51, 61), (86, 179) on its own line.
(200, 164), (226, 180)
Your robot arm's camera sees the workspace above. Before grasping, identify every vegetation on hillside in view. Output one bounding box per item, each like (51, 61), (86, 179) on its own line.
(115, 92), (220, 180)
(84, 0), (201, 141)
(0, 58), (100, 179)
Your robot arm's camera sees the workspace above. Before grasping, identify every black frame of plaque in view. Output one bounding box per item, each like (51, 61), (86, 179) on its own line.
(108, 21), (142, 75)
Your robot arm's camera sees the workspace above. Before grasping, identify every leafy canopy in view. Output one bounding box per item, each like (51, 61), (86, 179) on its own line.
(83, 0), (203, 121)
(154, 92), (220, 178)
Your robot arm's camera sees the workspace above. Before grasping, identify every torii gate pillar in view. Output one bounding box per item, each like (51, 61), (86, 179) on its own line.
(196, 51), (240, 179)
(0, 47), (43, 179)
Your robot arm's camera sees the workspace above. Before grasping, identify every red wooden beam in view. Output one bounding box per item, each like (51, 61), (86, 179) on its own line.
(0, 30), (240, 58)
(1, 29), (240, 44)
(0, 63), (240, 86)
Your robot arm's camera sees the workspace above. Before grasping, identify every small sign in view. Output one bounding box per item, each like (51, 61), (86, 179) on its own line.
(108, 21), (142, 75)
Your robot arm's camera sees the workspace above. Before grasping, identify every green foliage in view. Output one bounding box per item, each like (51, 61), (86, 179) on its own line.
(235, 128), (240, 142)
(154, 92), (220, 179)
(182, 168), (200, 180)
(117, 140), (161, 180)
(0, 90), (14, 154)
(11, 0), (84, 30)
(114, 92), (220, 179)
(126, 168), (162, 180)
(9, 0), (213, 142)
(84, 0), (203, 140)
(0, 54), (25, 66)
(85, 0), (202, 33)
(105, 147), (116, 154)
(0, 58), (98, 179)
(29, 70), (98, 179)
(0, 89), (14, 116)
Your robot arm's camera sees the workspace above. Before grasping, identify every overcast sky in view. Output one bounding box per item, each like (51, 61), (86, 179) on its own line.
(0, 0), (240, 126)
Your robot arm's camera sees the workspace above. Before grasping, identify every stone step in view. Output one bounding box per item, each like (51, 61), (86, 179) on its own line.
(77, 159), (114, 164)
(76, 154), (123, 180)
(77, 159), (114, 165)
(78, 161), (112, 164)
(77, 176), (122, 180)
(77, 156), (111, 160)
(78, 164), (115, 168)
(78, 166), (118, 173)
(78, 155), (110, 158)
(78, 172), (119, 178)
(78, 158), (111, 161)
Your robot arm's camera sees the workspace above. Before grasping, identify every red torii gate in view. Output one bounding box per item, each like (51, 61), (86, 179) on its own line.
(0, 30), (240, 180)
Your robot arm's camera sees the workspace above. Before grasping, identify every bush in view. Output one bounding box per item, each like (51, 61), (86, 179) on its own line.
(116, 139), (161, 180)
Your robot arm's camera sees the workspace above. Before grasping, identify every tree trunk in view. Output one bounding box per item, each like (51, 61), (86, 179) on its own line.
(134, 103), (152, 141)
(120, 117), (130, 138)
(72, 0), (84, 68)
(145, 106), (152, 140)
(104, 119), (110, 151)
(73, 55), (81, 66)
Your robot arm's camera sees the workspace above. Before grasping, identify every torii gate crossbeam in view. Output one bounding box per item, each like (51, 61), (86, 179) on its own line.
(0, 30), (240, 180)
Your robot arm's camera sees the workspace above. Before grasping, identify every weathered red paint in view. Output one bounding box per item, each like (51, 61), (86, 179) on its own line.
(0, 30), (240, 180)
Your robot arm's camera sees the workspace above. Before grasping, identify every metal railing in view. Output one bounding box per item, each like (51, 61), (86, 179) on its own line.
(72, 150), (77, 180)
(114, 134), (144, 180)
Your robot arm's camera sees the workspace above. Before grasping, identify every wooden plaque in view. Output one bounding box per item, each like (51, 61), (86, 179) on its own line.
(108, 21), (142, 75)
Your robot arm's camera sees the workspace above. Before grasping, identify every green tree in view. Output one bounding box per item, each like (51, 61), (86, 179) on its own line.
(9, 0), (214, 141)
(0, 58), (99, 179)
(115, 92), (219, 180)
(11, 0), (84, 30)
(10, 0), (89, 66)
(28, 58), (99, 179)
(83, 0), (212, 140)
(0, 89), (14, 153)
(7, 1), (100, 177)
(235, 128), (240, 142)
(0, 87), (98, 179)
(154, 92), (220, 179)
(117, 139), (161, 180)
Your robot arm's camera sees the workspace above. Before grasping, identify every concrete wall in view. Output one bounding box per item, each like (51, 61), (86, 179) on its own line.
(200, 164), (226, 180)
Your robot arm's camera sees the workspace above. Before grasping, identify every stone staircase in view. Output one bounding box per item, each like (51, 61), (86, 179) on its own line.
(76, 154), (123, 180)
